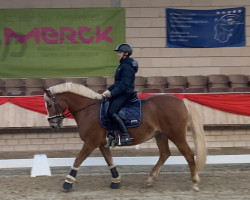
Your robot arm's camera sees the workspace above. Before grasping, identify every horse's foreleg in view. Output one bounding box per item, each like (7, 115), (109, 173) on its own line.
(63, 143), (95, 192)
(147, 133), (171, 186)
(99, 145), (121, 189)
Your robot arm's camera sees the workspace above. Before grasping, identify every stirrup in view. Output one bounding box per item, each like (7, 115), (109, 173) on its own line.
(116, 135), (132, 146)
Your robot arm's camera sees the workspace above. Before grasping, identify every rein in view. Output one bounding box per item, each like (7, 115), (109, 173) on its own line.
(65, 101), (99, 118)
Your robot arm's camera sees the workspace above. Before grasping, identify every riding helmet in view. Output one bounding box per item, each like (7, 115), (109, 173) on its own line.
(114, 43), (133, 56)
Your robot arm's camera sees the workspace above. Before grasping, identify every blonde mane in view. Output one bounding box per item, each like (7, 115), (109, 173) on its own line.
(47, 82), (102, 100)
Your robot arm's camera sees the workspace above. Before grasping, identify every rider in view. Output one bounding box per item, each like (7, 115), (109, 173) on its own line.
(102, 43), (138, 145)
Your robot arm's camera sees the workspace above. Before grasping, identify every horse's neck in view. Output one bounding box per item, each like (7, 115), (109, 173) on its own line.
(59, 92), (99, 113)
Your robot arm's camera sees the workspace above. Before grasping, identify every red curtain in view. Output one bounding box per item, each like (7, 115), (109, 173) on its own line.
(0, 96), (47, 115)
(9, 97), (48, 115)
(1, 94), (250, 116)
(185, 94), (250, 116)
(0, 98), (8, 105)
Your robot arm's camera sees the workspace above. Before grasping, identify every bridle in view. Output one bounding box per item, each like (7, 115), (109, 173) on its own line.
(47, 93), (98, 126)
(46, 94), (69, 127)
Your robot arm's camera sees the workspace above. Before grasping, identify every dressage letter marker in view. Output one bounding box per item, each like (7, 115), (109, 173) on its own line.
(31, 154), (51, 177)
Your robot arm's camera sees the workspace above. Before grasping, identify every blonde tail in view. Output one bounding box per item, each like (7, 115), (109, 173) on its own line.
(184, 99), (207, 171)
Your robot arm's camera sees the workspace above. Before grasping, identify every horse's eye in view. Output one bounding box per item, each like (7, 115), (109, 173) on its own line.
(47, 104), (52, 108)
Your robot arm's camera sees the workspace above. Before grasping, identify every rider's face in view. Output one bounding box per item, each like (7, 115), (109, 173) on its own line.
(117, 51), (125, 60)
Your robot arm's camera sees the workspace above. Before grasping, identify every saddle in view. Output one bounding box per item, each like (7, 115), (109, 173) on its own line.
(99, 92), (142, 131)
(99, 92), (142, 147)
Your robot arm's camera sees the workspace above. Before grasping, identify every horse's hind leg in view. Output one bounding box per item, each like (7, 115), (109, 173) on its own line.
(99, 145), (121, 189)
(147, 133), (171, 185)
(63, 143), (96, 191)
(172, 137), (200, 191)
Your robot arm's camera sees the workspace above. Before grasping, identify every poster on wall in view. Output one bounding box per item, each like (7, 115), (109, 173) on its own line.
(166, 7), (245, 48)
(0, 8), (125, 78)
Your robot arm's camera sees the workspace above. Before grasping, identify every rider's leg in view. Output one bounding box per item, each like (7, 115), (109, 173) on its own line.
(108, 94), (132, 145)
(111, 113), (131, 144)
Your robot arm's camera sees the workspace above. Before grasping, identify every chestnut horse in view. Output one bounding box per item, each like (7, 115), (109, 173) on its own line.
(44, 83), (207, 192)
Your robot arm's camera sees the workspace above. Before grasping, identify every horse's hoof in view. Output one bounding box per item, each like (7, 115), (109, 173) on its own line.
(146, 177), (154, 186)
(110, 182), (120, 189)
(192, 183), (200, 192)
(62, 182), (73, 192)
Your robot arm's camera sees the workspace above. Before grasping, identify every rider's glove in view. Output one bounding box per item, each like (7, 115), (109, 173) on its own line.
(102, 90), (111, 98)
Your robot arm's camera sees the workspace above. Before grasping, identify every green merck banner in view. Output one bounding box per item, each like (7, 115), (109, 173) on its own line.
(0, 8), (125, 78)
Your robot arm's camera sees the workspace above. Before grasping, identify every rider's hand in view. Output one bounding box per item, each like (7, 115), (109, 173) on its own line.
(102, 90), (111, 98)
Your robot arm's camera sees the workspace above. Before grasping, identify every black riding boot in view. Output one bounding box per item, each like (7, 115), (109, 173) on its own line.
(111, 113), (132, 145)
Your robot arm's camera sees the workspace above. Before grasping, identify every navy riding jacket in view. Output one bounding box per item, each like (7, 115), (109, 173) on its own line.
(108, 57), (138, 98)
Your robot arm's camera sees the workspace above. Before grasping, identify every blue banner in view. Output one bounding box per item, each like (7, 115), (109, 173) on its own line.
(166, 7), (245, 48)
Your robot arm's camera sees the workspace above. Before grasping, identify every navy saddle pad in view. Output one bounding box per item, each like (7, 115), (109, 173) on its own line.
(99, 97), (142, 130)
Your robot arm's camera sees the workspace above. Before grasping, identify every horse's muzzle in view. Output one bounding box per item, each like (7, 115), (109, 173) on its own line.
(48, 115), (64, 129)
(49, 121), (63, 129)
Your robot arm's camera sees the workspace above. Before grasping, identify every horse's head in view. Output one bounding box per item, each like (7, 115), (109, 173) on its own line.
(43, 88), (67, 130)
(43, 82), (102, 129)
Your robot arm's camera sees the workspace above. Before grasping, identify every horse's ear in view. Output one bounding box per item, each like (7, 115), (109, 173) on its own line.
(43, 87), (52, 98)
